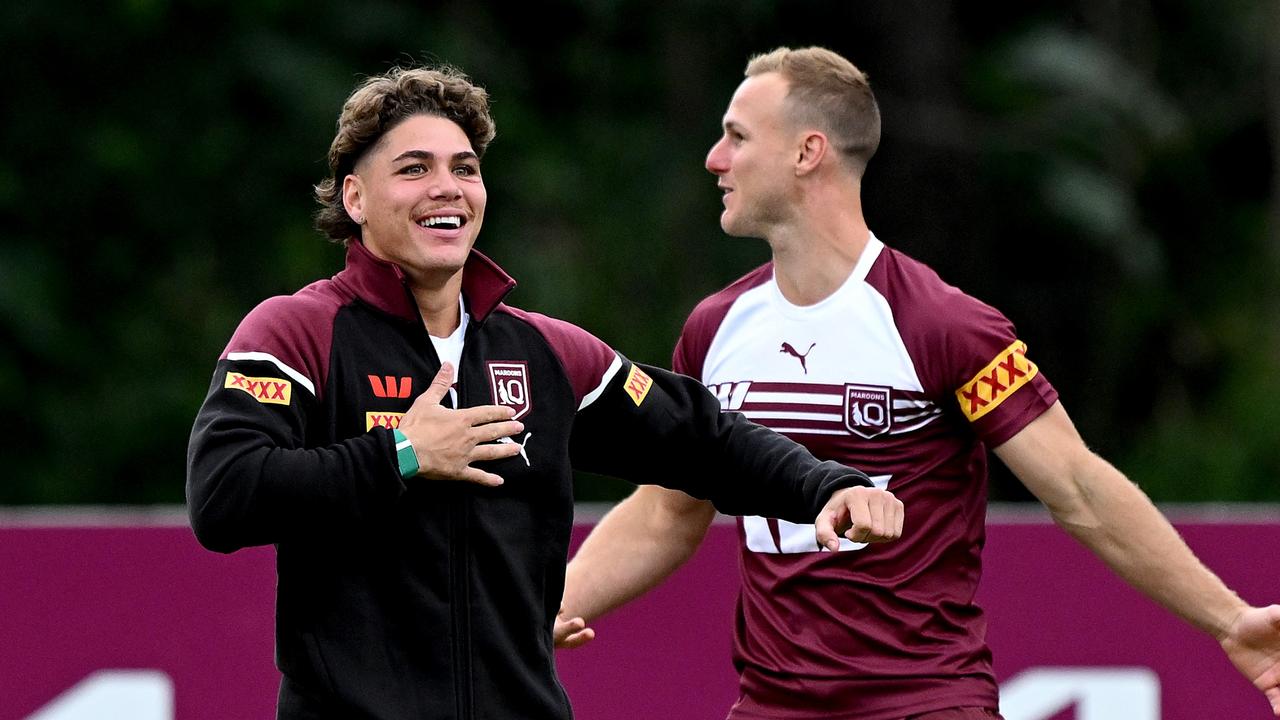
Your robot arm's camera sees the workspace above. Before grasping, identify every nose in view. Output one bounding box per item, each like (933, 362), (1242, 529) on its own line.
(427, 172), (463, 201)
(705, 136), (729, 175)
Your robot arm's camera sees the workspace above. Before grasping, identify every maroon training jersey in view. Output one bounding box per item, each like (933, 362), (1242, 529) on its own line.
(673, 235), (1058, 720)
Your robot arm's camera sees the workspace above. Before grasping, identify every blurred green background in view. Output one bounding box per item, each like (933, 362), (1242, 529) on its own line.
(1, 1), (1276, 505)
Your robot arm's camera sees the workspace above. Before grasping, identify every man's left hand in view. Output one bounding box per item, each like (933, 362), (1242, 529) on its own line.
(1220, 604), (1280, 716)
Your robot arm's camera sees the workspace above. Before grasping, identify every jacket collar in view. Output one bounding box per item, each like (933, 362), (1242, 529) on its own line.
(335, 240), (517, 323)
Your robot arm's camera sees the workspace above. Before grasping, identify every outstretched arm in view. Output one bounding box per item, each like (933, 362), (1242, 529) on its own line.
(556, 480), (903, 647)
(996, 401), (1280, 715)
(570, 360), (878, 524)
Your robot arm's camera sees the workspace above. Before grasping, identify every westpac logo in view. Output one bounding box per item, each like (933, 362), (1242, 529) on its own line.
(225, 372), (291, 405)
(365, 412), (405, 431)
(956, 340), (1038, 421)
(707, 381), (752, 411)
(368, 375), (412, 399)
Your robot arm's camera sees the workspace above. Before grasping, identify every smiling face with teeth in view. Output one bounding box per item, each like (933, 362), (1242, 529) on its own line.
(342, 113), (487, 291)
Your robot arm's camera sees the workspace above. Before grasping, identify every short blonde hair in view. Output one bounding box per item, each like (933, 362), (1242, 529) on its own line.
(746, 47), (880, 175)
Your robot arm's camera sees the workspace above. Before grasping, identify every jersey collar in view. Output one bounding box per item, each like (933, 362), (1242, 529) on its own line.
(336, 240), (517, 324)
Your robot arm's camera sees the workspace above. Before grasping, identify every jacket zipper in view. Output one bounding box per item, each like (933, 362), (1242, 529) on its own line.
(403, 286), (474, 720)
(452, 318), (474, 720)
(450, 494), (472, 720)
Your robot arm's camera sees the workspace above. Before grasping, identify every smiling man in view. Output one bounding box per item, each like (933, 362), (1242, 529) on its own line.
(185, 64), (904, 720)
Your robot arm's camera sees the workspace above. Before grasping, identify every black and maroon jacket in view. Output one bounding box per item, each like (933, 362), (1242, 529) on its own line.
(186, 240), (871, 720)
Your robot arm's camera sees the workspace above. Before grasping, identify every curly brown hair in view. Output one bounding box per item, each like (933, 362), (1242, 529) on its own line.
(313, 65), (497, 244)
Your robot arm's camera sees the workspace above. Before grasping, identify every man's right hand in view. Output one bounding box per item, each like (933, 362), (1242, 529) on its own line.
(397, 362), (524, 486)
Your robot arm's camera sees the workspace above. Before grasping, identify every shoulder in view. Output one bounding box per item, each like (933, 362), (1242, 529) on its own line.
(226, 279), (348, 352)
(868, 246), (1006, 333)
(866, 245), (1017, 361)
(221, 279), (349, 397)
(494, 305), (617, 406)
(684, 262), (773, 333)
(675, 262), (773, 376)
(870, 244), (1057, 443)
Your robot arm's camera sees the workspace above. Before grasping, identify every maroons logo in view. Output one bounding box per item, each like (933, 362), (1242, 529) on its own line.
(487, 361), (531, 420)
(843, 383), (892, 438)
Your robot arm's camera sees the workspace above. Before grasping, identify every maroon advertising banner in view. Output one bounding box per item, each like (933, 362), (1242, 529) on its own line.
(1, 507), (1276, 720)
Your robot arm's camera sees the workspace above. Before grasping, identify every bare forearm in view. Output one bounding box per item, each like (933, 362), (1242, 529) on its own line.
(1002, 404), (1280, 713)
(563, 486), (716, 622)
(1049, 457), (1246, 638)
(997, 405), (1247, 640)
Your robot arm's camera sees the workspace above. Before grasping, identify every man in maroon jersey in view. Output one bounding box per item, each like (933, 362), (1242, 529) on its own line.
(556, 46), (1280, 719)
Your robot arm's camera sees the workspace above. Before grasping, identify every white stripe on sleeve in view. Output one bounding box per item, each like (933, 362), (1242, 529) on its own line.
(578, 354), (623, 411)
(227, 352), (317, 396)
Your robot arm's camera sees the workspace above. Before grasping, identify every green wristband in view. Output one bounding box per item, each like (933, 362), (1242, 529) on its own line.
(392, 429), (420, 478)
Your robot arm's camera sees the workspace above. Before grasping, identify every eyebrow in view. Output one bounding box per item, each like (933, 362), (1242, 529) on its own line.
(390, 150), (480, 164)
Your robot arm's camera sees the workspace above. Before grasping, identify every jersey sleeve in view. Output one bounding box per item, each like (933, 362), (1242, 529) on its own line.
(503, 307), (870, 521)
(570, 355), (872, 523)
(185, 295), (405, 554)
(931, 295), (1058, 447)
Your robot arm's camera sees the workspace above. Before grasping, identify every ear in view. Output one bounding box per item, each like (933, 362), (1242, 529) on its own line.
(342, 174), (365, 225)
(795, 131), (829, 177)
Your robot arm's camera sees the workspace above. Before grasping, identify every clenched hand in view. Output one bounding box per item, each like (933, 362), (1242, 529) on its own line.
(815, 485), (904, 551)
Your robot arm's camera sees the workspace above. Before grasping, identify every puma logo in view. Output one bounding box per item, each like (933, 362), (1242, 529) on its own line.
(498, 432), (533, 467)
(780, 342), (816, 374)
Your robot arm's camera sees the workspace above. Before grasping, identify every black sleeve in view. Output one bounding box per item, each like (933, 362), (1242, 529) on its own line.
(568, 357), (871, 523)
(185, 357), (405, 553)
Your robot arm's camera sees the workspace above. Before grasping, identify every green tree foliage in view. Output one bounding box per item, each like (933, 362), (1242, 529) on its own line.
(0, 1), (1274, 503)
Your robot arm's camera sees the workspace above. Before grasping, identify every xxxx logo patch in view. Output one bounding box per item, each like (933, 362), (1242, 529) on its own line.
(225, 372), (291, 405)
(956, 340), (1038, 421)
(366, 412), (405, 430)
(623, 365), (653, 406)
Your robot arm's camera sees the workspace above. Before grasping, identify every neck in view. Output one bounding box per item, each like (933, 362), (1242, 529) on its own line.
(768, 186), (870, 306)
(408, 270), (464, 337)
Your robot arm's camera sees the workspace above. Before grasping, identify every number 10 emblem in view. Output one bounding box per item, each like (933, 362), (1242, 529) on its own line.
(487, 361), (532, 420)
(843, 383), (892, 438)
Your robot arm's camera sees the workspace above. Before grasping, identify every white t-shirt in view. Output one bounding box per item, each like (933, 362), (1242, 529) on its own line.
(429, 295), (468, 407)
